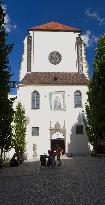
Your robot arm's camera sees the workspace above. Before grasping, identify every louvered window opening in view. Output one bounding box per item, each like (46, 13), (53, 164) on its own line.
(32, 127), (39, 136)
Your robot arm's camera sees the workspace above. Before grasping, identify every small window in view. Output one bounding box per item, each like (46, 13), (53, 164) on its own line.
(32, 127), (39, 136)
(74, 91), (82, 108)
(76, 125), (83, 134)
(32, 91), (40, 109)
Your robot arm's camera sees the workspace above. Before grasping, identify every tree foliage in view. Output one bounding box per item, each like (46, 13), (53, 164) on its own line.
(85, 34), (105, 153)
(0, 1), (14, 158)
(13, 102), (26, 160)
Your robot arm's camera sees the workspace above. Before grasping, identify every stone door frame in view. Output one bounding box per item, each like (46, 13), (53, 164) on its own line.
(49, 121), (66, 150)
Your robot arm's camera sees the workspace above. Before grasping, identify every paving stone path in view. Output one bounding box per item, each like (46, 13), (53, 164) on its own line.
(0, 156), (105, 205)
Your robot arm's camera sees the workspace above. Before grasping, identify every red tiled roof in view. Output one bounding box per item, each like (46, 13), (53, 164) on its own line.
(30, 22), (80, 32)
(19, 72), (88, 85)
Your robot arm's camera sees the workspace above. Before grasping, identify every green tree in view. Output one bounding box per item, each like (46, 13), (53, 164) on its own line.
(0, 1), (15, 158)
(85, 34), (105, 154)
(13, 102), (26, 160)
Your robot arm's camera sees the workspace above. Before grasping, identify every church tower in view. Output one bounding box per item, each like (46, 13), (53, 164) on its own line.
(18, 22), (89, 159)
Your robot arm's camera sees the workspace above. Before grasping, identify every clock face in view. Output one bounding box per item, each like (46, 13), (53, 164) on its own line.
(48, 51), (62, 65)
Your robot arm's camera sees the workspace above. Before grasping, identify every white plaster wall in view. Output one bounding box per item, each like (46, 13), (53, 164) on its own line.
(17, 84), (89, 159)
(30, 31), (79, 73)
(19, 31), (88, 81)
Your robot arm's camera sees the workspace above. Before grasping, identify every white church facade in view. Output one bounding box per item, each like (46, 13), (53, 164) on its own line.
(11, 22), (90, 160)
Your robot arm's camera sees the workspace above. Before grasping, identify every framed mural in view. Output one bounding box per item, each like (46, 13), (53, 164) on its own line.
(49, 91), (66, 111)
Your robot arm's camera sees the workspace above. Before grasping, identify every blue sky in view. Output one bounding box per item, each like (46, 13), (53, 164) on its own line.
(3, 0), (105, 93)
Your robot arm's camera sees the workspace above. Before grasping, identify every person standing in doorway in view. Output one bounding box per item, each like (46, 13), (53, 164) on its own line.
(56, 146), (62, 166)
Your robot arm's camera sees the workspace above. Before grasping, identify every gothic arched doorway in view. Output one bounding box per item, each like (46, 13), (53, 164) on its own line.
(49, 121), (66, 155)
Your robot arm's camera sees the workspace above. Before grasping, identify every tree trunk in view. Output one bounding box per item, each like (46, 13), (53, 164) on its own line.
(0, 148), (3, 159)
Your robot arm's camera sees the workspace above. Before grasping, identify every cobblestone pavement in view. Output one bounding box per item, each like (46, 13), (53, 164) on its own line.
(0, 156), (105, 205)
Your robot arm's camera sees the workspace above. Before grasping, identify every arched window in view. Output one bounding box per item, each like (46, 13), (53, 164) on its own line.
(74, 91), (82, 108)
(32, 91), (40, 109)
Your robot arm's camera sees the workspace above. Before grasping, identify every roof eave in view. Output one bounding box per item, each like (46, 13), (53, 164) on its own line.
(18, 82), (88, 86)
(29, 28), (81, 33)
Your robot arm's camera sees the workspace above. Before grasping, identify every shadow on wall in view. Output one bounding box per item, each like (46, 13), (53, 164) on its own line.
(67, 112), (91, 157)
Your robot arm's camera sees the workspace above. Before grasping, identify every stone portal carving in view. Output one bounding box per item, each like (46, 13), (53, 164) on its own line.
(49, 121), (66, 139)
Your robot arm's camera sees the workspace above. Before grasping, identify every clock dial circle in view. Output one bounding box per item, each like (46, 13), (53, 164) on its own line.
(48, 51), (62, 65)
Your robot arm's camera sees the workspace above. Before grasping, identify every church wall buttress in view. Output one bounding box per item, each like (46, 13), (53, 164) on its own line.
(76, 36), (83, 74)
(19, 37), (27, 81)
(27, 35), (32, 72)
(82, 40), (89, 78)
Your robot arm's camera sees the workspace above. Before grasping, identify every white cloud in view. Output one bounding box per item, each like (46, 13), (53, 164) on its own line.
(82, 30), (90, 47)
(85, 8), (105, 25)
(13, 25), (17, 29)
(2, 4), (17, 32)
(82, 30), (98, 47)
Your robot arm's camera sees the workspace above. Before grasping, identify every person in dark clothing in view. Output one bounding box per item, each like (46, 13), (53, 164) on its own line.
(47, 150), (56, 167)
(10, 154), (18, 167)
(40, 154), (47, 167)
(47, 150), (52, 167)
(0, 158), (3, 168)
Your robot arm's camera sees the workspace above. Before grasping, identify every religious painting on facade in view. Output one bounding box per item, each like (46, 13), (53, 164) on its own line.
(49, 91), (66, 111)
